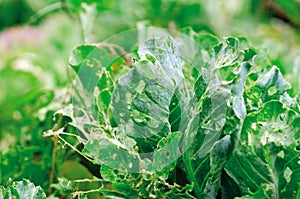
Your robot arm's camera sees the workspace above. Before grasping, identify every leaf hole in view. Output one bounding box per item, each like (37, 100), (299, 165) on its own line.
(166, 151), (170, 158)
(279, 113), (285, 121)
(119, 112), (125, 117)
(268, 86), (277, 96)
(128, 162), (133, 169)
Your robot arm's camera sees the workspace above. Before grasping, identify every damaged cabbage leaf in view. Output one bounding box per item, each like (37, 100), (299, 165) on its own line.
(224, 62), (299, 198)
(79, 37), (195, 198)
(181, 37), (257, 198)
(225, 100), (300, 198)
(62, 29), (298, 199)
(0, 179), (46, 199)
(111, 37), (187, 153)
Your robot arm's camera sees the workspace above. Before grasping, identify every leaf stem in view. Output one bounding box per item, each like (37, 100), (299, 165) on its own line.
(48, 114), (63, 194)
(48, 139), (57, 194)
(182, 150), (202, 198)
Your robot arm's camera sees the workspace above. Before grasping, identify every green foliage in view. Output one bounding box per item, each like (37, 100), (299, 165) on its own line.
(226, 101), (300, 198)
(0, 179), (46, 199)
(0, 0), (33, 29)
(273, 0), (300, 25)
(0, 5), (80, 195)
(48, 28), (299, 198)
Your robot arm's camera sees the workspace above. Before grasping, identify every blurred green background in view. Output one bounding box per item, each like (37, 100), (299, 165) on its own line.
(0, 0), (299, 197)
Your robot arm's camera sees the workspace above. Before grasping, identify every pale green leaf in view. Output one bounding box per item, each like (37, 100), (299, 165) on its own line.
(0, 179), (46, 199)
(226, 101), (300, 198)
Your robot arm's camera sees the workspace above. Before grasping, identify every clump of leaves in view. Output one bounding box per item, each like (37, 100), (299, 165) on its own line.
(46, 28), (300, 198)
(0, 179), (46, 199)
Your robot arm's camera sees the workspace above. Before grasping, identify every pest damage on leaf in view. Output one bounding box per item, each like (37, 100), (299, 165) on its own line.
(2, 2), (300, 198)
